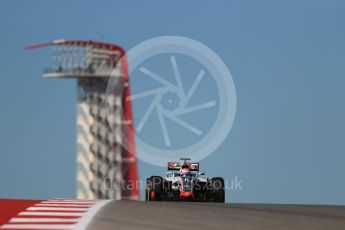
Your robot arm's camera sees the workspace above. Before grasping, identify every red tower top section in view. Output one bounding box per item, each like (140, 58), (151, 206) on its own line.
(26, 40), (139, 200)
(26, 39), (128, 80)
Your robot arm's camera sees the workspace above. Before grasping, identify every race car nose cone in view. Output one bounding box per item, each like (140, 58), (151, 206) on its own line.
(180, 191), (194, 198)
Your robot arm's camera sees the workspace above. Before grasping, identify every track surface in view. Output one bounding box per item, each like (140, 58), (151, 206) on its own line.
(86, 201), (345, 230)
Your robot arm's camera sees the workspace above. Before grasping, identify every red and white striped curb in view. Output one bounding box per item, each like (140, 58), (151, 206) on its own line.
(0, 199), (111, 230)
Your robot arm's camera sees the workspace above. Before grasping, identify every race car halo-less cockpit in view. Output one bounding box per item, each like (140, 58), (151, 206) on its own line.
(145, 158), (225, 202)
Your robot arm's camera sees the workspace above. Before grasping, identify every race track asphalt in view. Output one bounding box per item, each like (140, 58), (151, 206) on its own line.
(86, 200), (345, 230)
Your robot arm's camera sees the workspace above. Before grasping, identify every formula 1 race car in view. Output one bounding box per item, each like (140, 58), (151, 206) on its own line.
(145, 158), (225, 202)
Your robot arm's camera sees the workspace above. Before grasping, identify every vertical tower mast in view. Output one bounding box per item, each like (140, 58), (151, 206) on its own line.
(26, 40), (139, 200)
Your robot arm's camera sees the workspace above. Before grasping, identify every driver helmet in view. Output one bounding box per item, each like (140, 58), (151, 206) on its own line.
(180, 164), (191, 176)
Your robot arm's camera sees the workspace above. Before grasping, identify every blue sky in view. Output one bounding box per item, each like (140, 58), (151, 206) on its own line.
(0, 0), (344, 204)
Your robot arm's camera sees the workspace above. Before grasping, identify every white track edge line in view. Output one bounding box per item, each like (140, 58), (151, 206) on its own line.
(35, 204), (92, 207)
(0, 224), (75, 229)
(10, 218), (79, 223)
(27, 207), (88, 211)
(74, 200), (111, 230)
(19, 212), (84, 217)
(41, 201), (96, 204)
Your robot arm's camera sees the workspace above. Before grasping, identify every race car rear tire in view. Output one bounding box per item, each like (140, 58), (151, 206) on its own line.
(146, 176), (164, 201)
(214, 188), (225, 203)
(207, 177), (225, 203)
(145, 186), (149, 201)
(209, 177), (224, 189)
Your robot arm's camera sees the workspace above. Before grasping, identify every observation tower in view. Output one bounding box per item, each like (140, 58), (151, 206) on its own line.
(26, 40), (139, 200)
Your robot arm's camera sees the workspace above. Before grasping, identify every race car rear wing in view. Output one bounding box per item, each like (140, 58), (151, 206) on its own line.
(167, 162), (199, 171)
